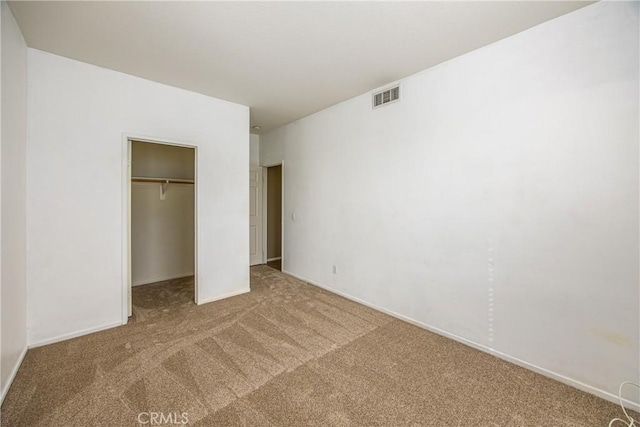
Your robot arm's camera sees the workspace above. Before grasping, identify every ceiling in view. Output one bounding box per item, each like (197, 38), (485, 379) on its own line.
(9, 1), (593, 134)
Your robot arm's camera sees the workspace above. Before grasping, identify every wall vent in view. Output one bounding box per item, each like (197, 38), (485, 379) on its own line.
(372, 85), (400, 108)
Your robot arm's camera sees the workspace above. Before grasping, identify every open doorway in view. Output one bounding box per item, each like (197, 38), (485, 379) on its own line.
(127, 139), (196, 322)
(265, 164), (282, 271)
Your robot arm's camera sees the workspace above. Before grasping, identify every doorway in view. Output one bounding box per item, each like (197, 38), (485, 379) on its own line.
(125, 138), (197, 322)
(265, 164), (283, 271)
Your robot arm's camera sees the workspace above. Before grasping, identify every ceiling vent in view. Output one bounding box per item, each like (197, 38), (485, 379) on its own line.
(372, 85), (400, 109)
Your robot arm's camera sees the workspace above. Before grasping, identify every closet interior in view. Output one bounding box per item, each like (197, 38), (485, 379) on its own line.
(130, 140), (196, 321)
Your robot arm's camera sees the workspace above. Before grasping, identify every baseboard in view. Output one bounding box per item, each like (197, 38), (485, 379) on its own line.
(282, 269), (640, 412)
(267, 257), (282, 262)
(0, 345), (28, 405)
(197, 288), (250, 305)
(26, 286), (248, 349)
(28, 321), (122, 349)
(132, 273), (194, 287)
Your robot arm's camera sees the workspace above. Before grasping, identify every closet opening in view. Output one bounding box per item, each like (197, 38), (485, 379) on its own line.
(125, 138), (197, 322)
(264, 164), (283, 271)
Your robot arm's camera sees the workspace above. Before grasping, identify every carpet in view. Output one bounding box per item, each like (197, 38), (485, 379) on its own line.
(1, 265), (633, 426)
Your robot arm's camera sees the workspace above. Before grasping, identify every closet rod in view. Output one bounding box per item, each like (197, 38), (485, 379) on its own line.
(131, 177), (194, 184)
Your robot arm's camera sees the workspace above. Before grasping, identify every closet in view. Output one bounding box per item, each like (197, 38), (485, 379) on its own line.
(130, 140), (195, 319)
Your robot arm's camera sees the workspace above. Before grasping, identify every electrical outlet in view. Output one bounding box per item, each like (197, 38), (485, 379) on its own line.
(332, 265), (337, 274)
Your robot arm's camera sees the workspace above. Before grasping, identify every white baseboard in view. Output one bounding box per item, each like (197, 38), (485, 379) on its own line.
(28, 321), (122, 349)
(197, 288), (250, 305)
(283, 269), (640, 412)
(0, 345), (28, 405)
(132, 272), (194, 287)
(28, 286), (248, 348)
(267, 257), (282, 262)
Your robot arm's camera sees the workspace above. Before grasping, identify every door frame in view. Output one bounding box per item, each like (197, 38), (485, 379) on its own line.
(121, 133), (198, 324)
(261, 161), (284, 270)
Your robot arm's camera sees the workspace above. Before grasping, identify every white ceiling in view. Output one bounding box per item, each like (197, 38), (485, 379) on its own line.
(9, 1), (593, 134)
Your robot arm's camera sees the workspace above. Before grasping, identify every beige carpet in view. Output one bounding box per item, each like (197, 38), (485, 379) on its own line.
(1, 266), (634, 426)
(130, 275), (196, 323)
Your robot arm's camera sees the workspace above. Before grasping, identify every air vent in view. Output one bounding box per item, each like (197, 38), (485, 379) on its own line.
(373, 85), (400, 108)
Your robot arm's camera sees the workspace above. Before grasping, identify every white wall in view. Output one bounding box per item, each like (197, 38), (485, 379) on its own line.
(27, 49), (249, 346)
(0, 1), (27, 398)
(131, 141), (195, 286)
(250, 133), (260, 166)
(0, 1), (27, 400)
(261, 1), (639, 406)
(260, 131), (282, 167)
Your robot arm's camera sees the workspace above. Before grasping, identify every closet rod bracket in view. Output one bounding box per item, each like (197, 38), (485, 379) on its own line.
(160, 180), (169, 200)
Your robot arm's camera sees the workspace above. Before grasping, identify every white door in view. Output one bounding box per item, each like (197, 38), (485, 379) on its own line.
(250, 166), (263, 265)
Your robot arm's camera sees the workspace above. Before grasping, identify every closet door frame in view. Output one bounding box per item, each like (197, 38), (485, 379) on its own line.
(121, 133), (198, 324)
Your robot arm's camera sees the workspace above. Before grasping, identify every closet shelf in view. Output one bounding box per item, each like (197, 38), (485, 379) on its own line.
(131, 177), (194, 184)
